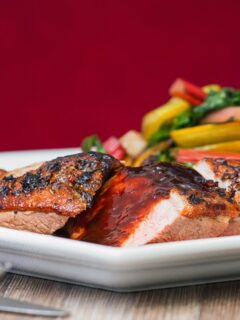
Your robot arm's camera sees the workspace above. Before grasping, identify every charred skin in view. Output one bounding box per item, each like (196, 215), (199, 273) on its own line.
(208, 158), (240, 196)
(0, 152), (121, 217)
(69, 163), (238, 246)
(194, 158), (240, 206)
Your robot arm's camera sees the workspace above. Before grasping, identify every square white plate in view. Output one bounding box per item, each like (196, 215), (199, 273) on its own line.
(0, 148), (240, 292)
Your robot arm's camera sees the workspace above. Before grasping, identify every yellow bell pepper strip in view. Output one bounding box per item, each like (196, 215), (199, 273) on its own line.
(195, 140), (240, 152)
(202, 84), (221, 94)
(121, 156), (133, 166)
(142, 97), (190, 140)
(169, 78), (207, 105)
(171, 122), (240, 148)
(175, 149), (240, 163)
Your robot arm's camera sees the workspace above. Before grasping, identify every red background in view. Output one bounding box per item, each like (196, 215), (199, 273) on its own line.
(0, 0), (240, 151)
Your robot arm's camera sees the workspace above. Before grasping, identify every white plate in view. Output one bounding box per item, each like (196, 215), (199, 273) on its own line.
(0, 148), (79, 170)
(0, 149), (240, 292)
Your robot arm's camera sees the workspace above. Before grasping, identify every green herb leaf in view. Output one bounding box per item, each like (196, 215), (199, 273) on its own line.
(157, 149), (175, 162)
(81, 135), (106, 153)
(172, 110), (192, 129)
(191, 88), (240, 124)
(148, 123), (172, 147)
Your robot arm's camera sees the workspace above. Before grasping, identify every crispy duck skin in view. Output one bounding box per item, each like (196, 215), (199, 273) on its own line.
(0, 152), (121, 216)
(194, 158), (240, 236)
(68, 163), (238, 246)
(0, 152), (121, 234)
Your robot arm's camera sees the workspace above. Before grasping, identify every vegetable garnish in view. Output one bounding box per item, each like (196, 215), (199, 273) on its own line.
(81, 135), (126, 160)
(171, 122), (240, 148)
(81, 79), (240, 166)
(103, 136), (126, 160)
(120, 130), (147, 158)
(202, 84), (221, 94)
(169, 78), (207, 105)
(157, 149), (175, 162)
(142, 97), (190, 140)
(133, 140), (171, 167)
(201, 107), (240, 124)
(175, 149), (240, 163)
(195, 141), (240, 153)
(148, 123), (172, 147)
(81, 135), (105, 153)
(148, 88), (240, 146)
(173, 88), (240, 128)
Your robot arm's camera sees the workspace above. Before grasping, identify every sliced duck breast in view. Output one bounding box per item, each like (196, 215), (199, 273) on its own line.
(194, 158), (240, 236)
(0, 152), (121, 234)
(69, 163), (238, 246)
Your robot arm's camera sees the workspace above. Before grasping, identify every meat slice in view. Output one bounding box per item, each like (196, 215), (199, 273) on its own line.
(194, 158), (240, 236)
(194, 159), (240, 193)
(0, 152), (121, 234)
(68, 163), (238, 246)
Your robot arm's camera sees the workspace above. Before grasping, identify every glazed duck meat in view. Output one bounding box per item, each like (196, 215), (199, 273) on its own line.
(68, 163), (238, 246)
(194, 158), (240, 206)
(194, 158), (240, 236)
(0, 152), (121, 234)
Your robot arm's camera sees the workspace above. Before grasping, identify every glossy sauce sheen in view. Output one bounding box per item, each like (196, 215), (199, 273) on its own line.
(78, 163), (233, 246)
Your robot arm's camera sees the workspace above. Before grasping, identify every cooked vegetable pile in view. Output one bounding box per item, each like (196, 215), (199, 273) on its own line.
(81, 79), (240, 166)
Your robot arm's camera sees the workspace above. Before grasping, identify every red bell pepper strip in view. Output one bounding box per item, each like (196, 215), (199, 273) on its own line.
(176, 149), (240, 163)
(169, 78), (207, 106)
(103, 136), (126, 160)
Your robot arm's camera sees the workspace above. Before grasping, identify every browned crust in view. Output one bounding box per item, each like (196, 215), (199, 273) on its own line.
(203, 158), (240, 192)
(0, 152), (121, 217)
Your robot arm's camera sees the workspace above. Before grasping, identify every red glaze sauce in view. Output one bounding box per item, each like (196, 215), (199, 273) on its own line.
(69, 163), (231, 246)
